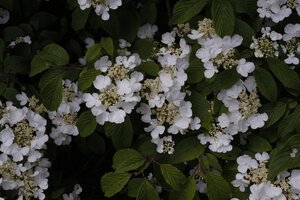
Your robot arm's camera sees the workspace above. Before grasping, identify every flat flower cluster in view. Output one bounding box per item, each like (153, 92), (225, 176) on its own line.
(232, 152), (300, 200)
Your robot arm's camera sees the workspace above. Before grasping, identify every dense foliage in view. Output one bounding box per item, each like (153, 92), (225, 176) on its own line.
(0, 0), (300, 199)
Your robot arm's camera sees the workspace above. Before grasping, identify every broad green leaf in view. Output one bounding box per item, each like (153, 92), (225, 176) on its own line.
(207, 172), (231, 200)
(78, 67), (100, 91)
(39, 44), (69, 66)
(77, 111), (97, 137)
(2, 26), (25, 42)
(254, 67), (278, 102)
(189, 91), (212, 130)
(211, 0), (235, 36)
(206, 153), (223, 172)
(133, 39), (155, 59)
(112, 149), (145, 172)
(246, 134), (272, 153)
(186, 59), (204, 84)
(169, 0), (207, 25)
(160, 164), (186, 190)
(278, 105), (300, 137)
(85, 43), (102, 63)
(165, 137), (206, 164)
(260, 102), (286, 127)
(127, 178), (144, 197)
(169, 176), (195, 200)
(39, 69), (63, 111)
(105, 117), (133, 149)
(211, 68), (241, 91)
(136, 180), (160, 200)
(101, 37), (114, 57)
(30, 55), (50, 77)
(3, 87), (19, 103)
(268, 134), (300, 180)
(267, 58), (300, 92)
(230, 0), (257, 17)
(101, 172), (131, 197)
(136, 61), (160, 76)
(4, 56), (29, 74)
(71, 7), (90, 31)
(234, 19), (255, 45)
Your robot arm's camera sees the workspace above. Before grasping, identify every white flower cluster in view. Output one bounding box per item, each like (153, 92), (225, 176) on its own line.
(198, 76), (268, 153)
(0, 8), (9, 24)
(257, 0), (300, 23)
(8, 36), (32, 48)
(232, 152), (300, 200)
(48, 80), (83, 145)
(62, 184), (83, 200)
(281, 24), (300, 65)
(137, 26), (201, 154)
(0, 101), (50, 199)
(83, 54), (143, 125)
(77, 0), (122, 20)
(188, 18), (255, 78)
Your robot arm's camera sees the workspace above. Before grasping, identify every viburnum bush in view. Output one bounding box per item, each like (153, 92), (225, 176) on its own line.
(0, 0), (300, 199)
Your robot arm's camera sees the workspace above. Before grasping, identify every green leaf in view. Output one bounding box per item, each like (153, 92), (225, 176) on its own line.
(71, 7), (91, 31)
(160, 164), (186, 190)
(189, 91), (212, 130)
(260, 102), (286, 127)
(105, 117), (133, 149)
(0, 0), (13, 10)
(101, 37), (114, 57)
(166, 137), (206, 164)
(39, 69), (63, 111)
(30, 55), (50, 77)
(78, 67), (100, 91)
(268, 134), (300, 180)
(246, 134), (272, 153)
(254, 68), (278, 102)
(101, 172), (131, 198)
(3, 87), (19, 103)
(186, 59), (204, 84)
(211, 0), (235, 36)
(169, 176), (195, 200)
(207, 172), (231, 200)
(136, 61), (160, 76)
(77, 111), (97, 137)
(0, 82), (7, 96)
(230, 0), (257, 17)
(85, 43), (102, 63)
(169, 0), (207, 25)
(30, 12), (58, 31)
(206, 153), (223, 172)
(112, 149), (145, 172)
(127, 178), (144, 197)
(39, 44), (69, 66)
(136, 180), (160, 200)
(133, 39), (155, 59)
(234, 19), (255, 45)
(278, 105), (300, 137)
(211, 68), (241, 91)
(4, 56), (29, 74)
(267, 58), (300, 92)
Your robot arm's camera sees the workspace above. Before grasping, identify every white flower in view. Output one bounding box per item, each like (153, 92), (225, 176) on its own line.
(257, 0), (292, 23)
(119, 39), (131, 48)
(152, 136), (175, 154)
(137, 24), (158, 39)
(161, 31), (176, 46)
(94, 56), (112, 72)
(236, 59), (255, 77)
(0, 8), (9, 24)
(290, 170), (300, 191)
(63, 184), (82, 200)
(84, 37), (95, 48)
(249, 182), (284, 200)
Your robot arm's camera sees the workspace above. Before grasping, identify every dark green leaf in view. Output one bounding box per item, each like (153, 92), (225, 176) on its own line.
(101, 172), (131, 197)
(39, 44), (69, 66)
(137, 180), (160, 200)
(246, 134), (272, 152)
(78, 67), (100, 91)
(127, 178), (144, 197)
(207, 172), (231, 200)
(260, 102), (286, 127)
(136, 61), (160, 76)
(71, 8), (91, 31)
(77, 111), (97, 137)
(112, 149), (145, 172)
(169, 176), (195, 200)
(186, 59), (204, 84)
(85, 43), (102, 63)
(101, 37), (114, 57)
(160, 164), (186, 190)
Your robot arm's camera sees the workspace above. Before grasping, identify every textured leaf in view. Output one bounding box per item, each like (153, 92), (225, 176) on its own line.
(268, 134), (300, 180)
(254, 67), (278, 102)
(234, 19), (255, 45)
(101, 172), (131, 197)
(112, 149), (145, 172)
(78, 67), (100, 91)
(127, 178), (144, 197)
(160, 164), (186, 190)
(137, 180), (160, 200)
(136, 61), (160, 76)
(86, 43), (102, 63)
(246, 134), (272, 153)
(30, 55), (50, 77)
(77, 111), (97, 137)
(101, 37), (114, 56)
(39, 44), (69, 66)
(212, 68), (241, 91)
(211, 0), (235, 36)
(72, 7), (90, 31)
(169, 176), (195, 200)
(207, 172), (231, 200)
(133, 39), (155, 59)
(105, 117), (133, 149)
(170, 0), (207, 25)
(278, 105), (300, 137)
(186, 59), (204, 84)
(260, 102), (286, 127)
